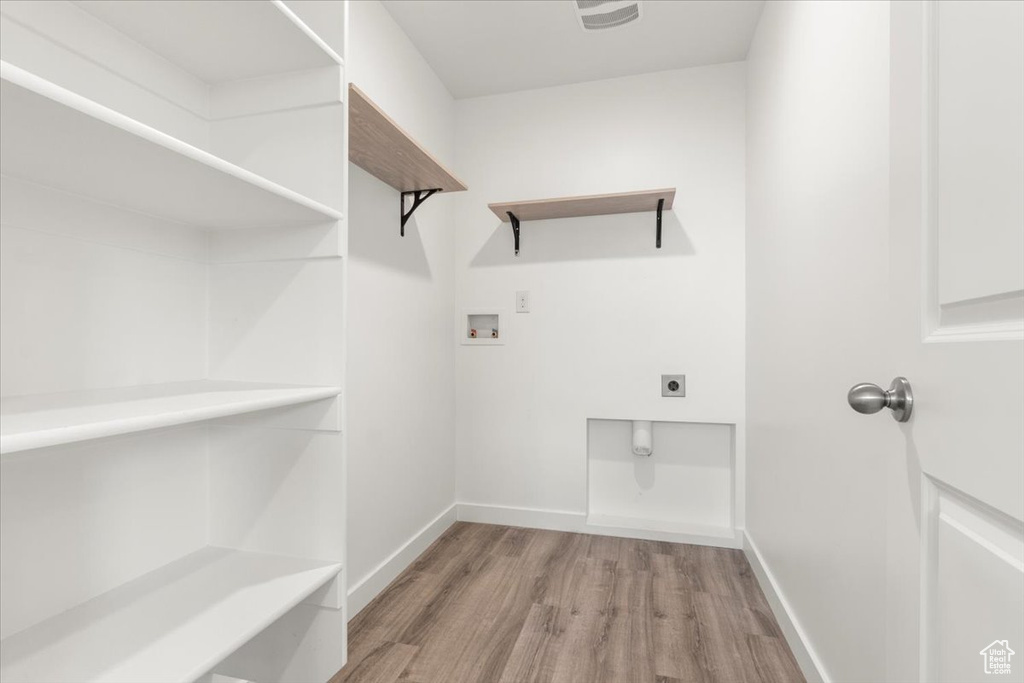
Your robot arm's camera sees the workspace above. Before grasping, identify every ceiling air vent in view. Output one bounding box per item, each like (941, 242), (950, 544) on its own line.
(573, 0), (642, 32)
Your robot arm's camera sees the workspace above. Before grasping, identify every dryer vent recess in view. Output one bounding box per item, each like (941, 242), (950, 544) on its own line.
(573, 1), (643, 32)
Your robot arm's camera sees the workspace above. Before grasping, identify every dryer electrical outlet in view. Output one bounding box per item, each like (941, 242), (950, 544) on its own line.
(662, 375), (686, 397)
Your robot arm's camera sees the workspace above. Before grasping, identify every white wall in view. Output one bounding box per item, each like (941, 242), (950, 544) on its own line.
(745, 2), (894, 681)
(453, 65), (746, 529)
(345, 0), (457, 614)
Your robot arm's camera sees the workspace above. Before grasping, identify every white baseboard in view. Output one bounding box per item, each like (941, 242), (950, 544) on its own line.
(456, 502), (742, 548)
(586, 513), (741, 548)
(743, 531), (829, 683)
(347, 503), (457, 618)
(457, 501), (587, 532)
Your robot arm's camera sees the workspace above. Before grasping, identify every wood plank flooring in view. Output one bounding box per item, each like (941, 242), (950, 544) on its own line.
(331, 523), (804, 683)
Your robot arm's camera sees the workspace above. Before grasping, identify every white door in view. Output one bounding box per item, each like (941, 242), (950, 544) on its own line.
(888, 1), (1024, 681)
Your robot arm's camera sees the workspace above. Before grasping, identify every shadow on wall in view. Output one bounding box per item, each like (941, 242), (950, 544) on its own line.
(900, 420), (924, 532)
(348, 164), (432, 280)
(470, 209), (694, 267)
(634, 453), (656, 490)
(210, 258), (342, 386)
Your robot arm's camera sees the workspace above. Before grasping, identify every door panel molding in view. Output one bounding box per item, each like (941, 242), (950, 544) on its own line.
(922, 0), (1024, 342)
(920, 476), (1024, 681)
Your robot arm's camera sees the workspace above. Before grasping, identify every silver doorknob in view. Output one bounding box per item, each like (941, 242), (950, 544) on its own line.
(847, 377), (913, 422)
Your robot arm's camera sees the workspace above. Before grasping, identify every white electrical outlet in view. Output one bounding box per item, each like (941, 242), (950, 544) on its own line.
(516, 290), (530, 313)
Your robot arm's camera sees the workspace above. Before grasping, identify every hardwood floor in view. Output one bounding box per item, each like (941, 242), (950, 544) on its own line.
(331, 523), (804, 683)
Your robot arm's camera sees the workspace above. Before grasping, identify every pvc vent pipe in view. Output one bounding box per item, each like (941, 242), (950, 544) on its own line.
(631, 420), (653, 456)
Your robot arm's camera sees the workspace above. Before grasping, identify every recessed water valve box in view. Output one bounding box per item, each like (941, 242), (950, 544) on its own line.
(468, 314), (499, 339)
(662, 375), (685, 397)
(461, 309), (507, 345)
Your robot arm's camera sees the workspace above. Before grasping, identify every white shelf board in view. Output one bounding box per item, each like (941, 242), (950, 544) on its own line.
(0, 380), (341, 455)
(72, 0), (343, 83)
(0, 546), (342, 683)
(0, 61), (344, 229)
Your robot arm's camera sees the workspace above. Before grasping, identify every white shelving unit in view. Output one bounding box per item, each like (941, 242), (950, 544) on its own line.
(0, 381), (342, 455)
(0, 548), (342, 683)
(0, 63), (343, 229)
(71, 0), (344, 81)
(0, 1), (349, 681)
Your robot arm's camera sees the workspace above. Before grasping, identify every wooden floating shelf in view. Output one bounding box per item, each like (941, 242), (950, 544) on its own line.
(348, 83), (467, 234)
(488, 188), (675, 222)
(0, 546), (342, 683)
(0, 62), (344, 229)
(72, 0), (343, 82)
(0, 380), (341, 455)
(488, 188), (676, 255)
(348, 84), (467, 193)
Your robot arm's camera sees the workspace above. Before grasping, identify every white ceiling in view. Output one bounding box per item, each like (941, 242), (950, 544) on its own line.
(381, 0), (765, 99)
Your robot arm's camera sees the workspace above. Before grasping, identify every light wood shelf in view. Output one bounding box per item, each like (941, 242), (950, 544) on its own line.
(0, 62), (344, 229)
(0, 546), (341, 683)
(488, 188), (675, 222)
(488, 188), (676, 255)
(348, 84), (467, 194)
(0, 380), (341, 455)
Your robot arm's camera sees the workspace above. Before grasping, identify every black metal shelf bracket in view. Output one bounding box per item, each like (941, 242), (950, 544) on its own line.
(507, 211), (521, 256)
(400, 188), (441, 236)
(656, 197), (664, 249)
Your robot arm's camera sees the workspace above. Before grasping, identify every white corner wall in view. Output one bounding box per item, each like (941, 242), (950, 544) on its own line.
(453, 65), (746, 532)
(745, 2), (893, 681)
(346, 0), (457, 615)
